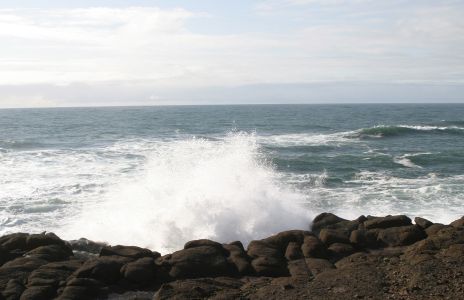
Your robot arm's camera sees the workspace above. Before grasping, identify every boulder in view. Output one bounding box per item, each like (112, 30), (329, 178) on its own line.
(59, 278), (103, 300)
(305, 258), (335, 276)
(165, 246), (231, 279)
(223, 243), (252, 275)
(0, 257), (48, 290)
(100, 245), (159, 260)
(301, 235), (327, 259)
(350, 229), (380, 249)
(364, 215), (412, 229)
(74, 256), (130, 284)
(68, 238), (106, 255)
(377, 225), (425, 247)
(120, 257), (156, 285)
(1, 279), (25, 300)
(414, 217), (433, 229)
(251, 256), (289, 277)
(328, 243), (355, 259)
(19, 285), (55, 300)
(425, 224), (447, 236)
(247, 240), (287, 276)
(311, 213), (347, 233)
(450, 216), (464, 228)
(285, 242), (303, 261)
(27, 260), (83, 288)
(153, 278), (243, 300)
(319, 228), (350, 245)
(184, 239), (223, 250)
(261, 230), (309, 250)
(25, 244), (73, 262)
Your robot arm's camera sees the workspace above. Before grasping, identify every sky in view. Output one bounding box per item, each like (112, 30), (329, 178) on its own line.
(0, 0), (463, 107)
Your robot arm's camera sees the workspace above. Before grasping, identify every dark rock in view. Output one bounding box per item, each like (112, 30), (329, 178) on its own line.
(414, 217), (433, 229)
(153, 278), (243, 300)
(1, 279), (25, 300)
(450, 216), (464, 228)
(251, 256), (289, 277)
(377, 225), (425, 247)
(0, 257), (48, 290)
(165, 246), (231, 279)
(68, 238), (106, 254)
(100, 245), (159, 260)
(364, 215), (412, 229)
(26, 233), (67, 251)
(0, 233), (28, 252)
(425, 224), (447, 236)
(442, 244), (464, 258)
(262, 230), (310, 250)
(285, 242), (303, 260)
(222, 243), (252, 275)
(350, 229), (380, 249)
(247, 240), (281, 258)
(0, 245), (20, 266)
(305, 258), (335, 276)
(74, 256), (130, 284)
(120, 257), (156, 285)
(328, 243), (355, 259)
(27, 260), (83, 288)
(19, 286), (55, 300)
(311, 213), (347, 233)
(301, 235), (327, 258)
(184, 239), (223, 250)
(319, 228), (350, 245)
(25, 244), (73, 262)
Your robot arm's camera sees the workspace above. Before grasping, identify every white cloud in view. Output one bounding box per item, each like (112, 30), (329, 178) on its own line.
(0, 3), (463, 107)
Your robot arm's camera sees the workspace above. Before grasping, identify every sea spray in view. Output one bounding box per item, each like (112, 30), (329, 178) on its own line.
(62, 132), (311, 253)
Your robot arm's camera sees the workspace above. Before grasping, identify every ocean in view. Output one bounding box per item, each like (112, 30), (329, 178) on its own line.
(0, 104), (463, 253)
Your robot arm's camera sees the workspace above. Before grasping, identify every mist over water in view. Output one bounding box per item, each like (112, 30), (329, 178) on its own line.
(0, 104), (463, 251)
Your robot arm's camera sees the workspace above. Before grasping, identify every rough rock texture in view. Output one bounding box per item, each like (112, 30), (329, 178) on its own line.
(0, 214), (463, 299)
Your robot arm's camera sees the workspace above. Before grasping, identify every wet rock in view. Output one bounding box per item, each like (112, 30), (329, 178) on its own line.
(247, 240), (287, 276)
(414, 217), (433, 229)
(319, 228), (350, 245)
(450, 216), (464, 228)
(68, 238), (106, 255)
(59, 278), (103, 300)
(305, 258), (335, 276)
(425, 224), (447, 236)
(74, 256), (130, 284)
(442, 244), (464, 258)
(364, 215), (412, 229)
(285, 242), (303, 260)
(184, 239), (223, 250)
(261, 230), (309, 250)
(19, 285), (55, 300)
(120, 257), (156, 285)
(311, 213), (347, 233)
(251, 256), (289, 277)
(165, 246), (231, 279)
(100, 245), (159, 260)
(153, 278), (243, 300)
(1, 279), (25, 300)
(301, 235), (328, 258)
(25, 244), (73, 262)
(377, 225), (425, 247)
(350, 229), (381, 249)
(0, 257), (48, 290)
(222, 243), (252, 275)
(27, 260), (83, 288)
(328, 243), (355, 259)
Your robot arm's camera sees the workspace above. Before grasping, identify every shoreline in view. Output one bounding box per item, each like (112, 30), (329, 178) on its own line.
(1, 213), (463, 299)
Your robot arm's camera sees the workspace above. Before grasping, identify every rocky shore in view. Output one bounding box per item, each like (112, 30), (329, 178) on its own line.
(1, 213), (464, 300)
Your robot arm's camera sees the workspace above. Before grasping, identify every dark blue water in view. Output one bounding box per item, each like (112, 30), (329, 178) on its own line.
(1, 104), (463, 249)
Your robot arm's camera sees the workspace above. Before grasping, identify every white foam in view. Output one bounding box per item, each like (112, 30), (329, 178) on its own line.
(258, 132), (355, 147)
(61, 133), (310, 253)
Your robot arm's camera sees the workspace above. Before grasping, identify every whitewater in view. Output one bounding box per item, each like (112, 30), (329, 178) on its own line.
(1, 104), (463, 253)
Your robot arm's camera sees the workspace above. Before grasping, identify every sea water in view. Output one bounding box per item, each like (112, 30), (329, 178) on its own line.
(0, 104), (463, 252)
